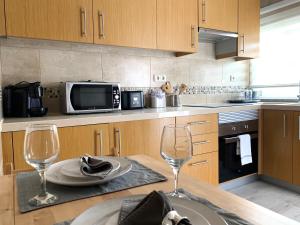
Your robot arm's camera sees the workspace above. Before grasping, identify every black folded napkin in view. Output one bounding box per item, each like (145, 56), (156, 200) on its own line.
(80, 156), (113, 178)
(118, 191), (192, 225)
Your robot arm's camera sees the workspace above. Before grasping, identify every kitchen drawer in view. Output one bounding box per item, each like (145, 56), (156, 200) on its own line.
(192, 133), (218, 155)
(176, 114), (218, 135)
(182, 152), (218, 185)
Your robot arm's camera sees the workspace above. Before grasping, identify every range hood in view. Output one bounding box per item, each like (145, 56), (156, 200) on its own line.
(198, 28), (238, 43)
(198, 28), (238, 59)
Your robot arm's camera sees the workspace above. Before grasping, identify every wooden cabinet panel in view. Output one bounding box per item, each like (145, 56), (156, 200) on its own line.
(1, 133), (14, 175)
(198, 0), (238, 32)
(176, 114), (218, 135)
(263, 110), (293, 183)
(182, 152), (218, 185)
(157, 0), (198, 53)
(192, 133), (218, 155)
(0, 0), (5, 36)
(109, 118), (175, 158)
(293, 112), (300, 185)
(238, 0), (260, 59)
(93, 0), (156, 49)
(5, 0), (93, 43)
(10, 124), (110, 172)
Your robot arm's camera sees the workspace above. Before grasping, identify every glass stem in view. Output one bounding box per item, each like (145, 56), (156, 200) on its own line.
(173, 167), (180, 195)
(38, 170), (47, 197)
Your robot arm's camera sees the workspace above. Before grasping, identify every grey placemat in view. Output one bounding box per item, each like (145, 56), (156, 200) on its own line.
(17, 159), (167, 213)
(55, 189), (252, 225)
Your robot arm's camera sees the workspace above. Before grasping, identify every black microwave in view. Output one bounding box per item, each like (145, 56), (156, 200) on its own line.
(60, 82), (121, 114)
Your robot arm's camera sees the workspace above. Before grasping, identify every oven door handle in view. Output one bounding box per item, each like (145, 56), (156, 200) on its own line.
(223, 133), (258, 144)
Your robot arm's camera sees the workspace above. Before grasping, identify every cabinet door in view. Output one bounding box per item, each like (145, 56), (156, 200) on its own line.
(198, 0), (238, 32)
(238, 0), (260, 58)
(93, 0), (156, 49)
(12, 124), (110, 172)
(157, 0), (198, 53)
(182, 152), (218, 185)
(5, 0), (93, 43)
(263, 110), (293, 183)
(0, 0), (5, 36)
(293, 112), (300, 185)
(109, 121), (145, 157)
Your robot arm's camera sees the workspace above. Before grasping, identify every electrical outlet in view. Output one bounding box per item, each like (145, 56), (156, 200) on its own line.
(230, 75), (235, 82)
(153, 74), (160, 82)
(153, 74), (167, 82)
(161, 75), (167, 82)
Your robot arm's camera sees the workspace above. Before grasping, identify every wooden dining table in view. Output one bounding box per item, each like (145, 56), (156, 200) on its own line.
(0, 155), (299, 225)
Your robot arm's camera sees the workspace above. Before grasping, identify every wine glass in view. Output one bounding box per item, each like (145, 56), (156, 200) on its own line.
(160, 124), (192, 197)
(24, 124), (60, 206)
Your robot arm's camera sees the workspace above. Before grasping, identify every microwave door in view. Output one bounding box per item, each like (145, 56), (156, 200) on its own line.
(70, 84), (113, 111)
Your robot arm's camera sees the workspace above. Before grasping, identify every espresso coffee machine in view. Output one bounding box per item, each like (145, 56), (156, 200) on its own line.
(3, 82), (48, 117)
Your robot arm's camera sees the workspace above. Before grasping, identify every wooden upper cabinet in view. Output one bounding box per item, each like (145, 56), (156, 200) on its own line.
(238, 0), (260, 59)
(157, 0), (198, 53)
(263, 110), (293, 183)
(0, 0), (5, 36)
(198, 0), (238, 33)
(293, 112), (300, 186)
(5, 0), (93, 43)
(93, 0), (156, 49)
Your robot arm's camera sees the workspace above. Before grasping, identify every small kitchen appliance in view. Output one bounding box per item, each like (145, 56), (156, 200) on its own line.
(3, 81), (48, 117)
(61, 81), (121, 114)
(121, 91), (144, 110)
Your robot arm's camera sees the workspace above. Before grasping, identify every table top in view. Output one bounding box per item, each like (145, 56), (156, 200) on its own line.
(1, 155), (299, 225)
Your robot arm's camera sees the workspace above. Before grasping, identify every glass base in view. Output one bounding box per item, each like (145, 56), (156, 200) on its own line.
(29, 192), (58, 206)
(167, 191), (188, 199)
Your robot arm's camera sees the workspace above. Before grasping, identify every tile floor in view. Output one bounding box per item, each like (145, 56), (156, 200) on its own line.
(228, 181), (300, 222)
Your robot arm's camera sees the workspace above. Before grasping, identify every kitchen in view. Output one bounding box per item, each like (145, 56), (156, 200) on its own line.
(0, 0), (300, 225)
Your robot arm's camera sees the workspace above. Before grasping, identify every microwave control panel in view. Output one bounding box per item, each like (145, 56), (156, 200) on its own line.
(113, 85), (121, 109)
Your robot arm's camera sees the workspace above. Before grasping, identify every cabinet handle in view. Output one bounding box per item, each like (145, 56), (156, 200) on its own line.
(193, 140), (211, 145)
(188, 120), (210, 126)
(97, 130), (103, 156)
(240, 34), (245, 53)
(115, 128), (121, 157)
(283, 113), (286, 138)
(189, 160), (208, 166)
(98, 11), (105, 39)
(202, 0), (206, 22)
(191, 25), (196, 48)
(80, 8), (87, 37)
(298, 116), (300, 141)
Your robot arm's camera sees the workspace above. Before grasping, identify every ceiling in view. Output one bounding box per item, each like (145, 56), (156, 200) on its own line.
(261, 0), (283, 8)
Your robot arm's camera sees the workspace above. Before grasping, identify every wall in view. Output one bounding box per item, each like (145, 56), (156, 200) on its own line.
(0, 37), (250, 112)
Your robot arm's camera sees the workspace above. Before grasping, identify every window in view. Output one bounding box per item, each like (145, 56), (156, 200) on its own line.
(250, 12), (300, 100)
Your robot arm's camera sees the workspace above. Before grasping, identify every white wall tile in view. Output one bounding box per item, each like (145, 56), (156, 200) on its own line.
(40, 49), (102, 86)
(102, 53), (151, 87)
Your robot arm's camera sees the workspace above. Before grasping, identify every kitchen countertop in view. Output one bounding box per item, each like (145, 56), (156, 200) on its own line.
(1, 102), (300, 132)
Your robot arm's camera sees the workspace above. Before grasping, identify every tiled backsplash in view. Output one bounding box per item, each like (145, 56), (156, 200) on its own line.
(0, 37), (250, 112)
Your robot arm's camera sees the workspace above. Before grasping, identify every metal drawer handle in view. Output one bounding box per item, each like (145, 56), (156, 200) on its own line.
(191, 25), (196, 48)
(202, 0), (206, 22)
(189, 160), (208, 166)
(188, 120), (210, 126)
(115, 128), (121, 157)
(193, 140), (211, 145)
(283, 113), (286, 138)
(80, 8), (87, 37)
(98, 11), (105, 38)
(298, 116), (300, 141)
(97, 130), (103, 156)
(240, 34), (245, 53)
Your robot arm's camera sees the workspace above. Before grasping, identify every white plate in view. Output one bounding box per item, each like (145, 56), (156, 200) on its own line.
(60, 158), (121, 179)
(46, 157), (132, 186)
(71, 195), (228, 225)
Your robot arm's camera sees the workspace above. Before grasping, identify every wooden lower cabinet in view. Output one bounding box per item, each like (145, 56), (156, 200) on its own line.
(293, 112), (300, 185)
(263, 110), (293, 183)
(2, 124), (110, 173)
(109, 118), (175, 158)
(0, 0), (5, 36)
(182, 152), (218, 185)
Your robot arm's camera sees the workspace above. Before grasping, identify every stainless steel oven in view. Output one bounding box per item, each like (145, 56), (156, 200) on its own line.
(61, 81), (121, 114)
(219, 110), (259, 183)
